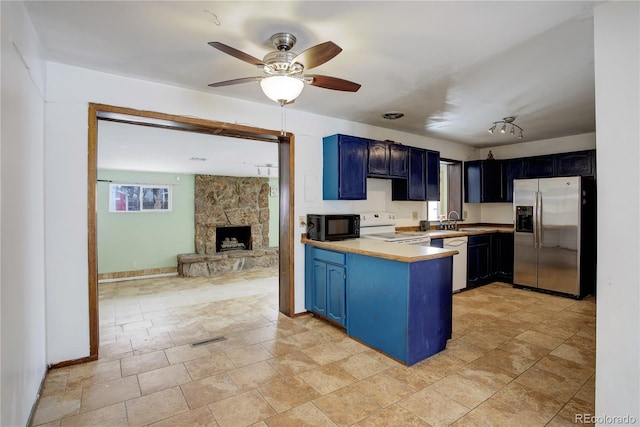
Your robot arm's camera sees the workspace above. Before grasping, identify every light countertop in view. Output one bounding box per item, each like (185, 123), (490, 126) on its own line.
(301, 235), (458, 263)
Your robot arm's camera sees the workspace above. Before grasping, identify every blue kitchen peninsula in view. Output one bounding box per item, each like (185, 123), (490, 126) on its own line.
(302, 236), (458, 366)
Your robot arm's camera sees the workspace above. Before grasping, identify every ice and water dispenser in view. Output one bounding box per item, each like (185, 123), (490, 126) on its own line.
(515, 206), (534, 233)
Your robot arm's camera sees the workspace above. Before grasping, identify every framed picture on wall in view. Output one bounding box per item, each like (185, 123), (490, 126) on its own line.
(109, 184), (172, 212)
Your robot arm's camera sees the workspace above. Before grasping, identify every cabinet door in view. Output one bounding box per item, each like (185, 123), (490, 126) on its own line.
(467, 244), (482, 286)
(523, 155), (554, 178)
(554, 150), (594, 176)
(408, 148), (427, 200)
(467, 235), (491, 287)
(326, 264), (346, 326)
(505, 159), (523, 202)
(367, 140), (390, 177)
(389, 144), (409, 178)
(426, 150), (441, 201)
(338, 136), (368, 199)
(464, 161), (482, 203)
(482, 160), (505, 202)
(311, 260), (328, 315)
(465, 160), (504, 202)
(492, 233), (514, 282)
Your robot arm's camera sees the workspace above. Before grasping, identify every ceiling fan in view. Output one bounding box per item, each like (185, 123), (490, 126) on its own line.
(208, 32), (361, 105)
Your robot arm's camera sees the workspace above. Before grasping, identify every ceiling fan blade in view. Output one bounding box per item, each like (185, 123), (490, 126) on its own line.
(307, 75), (361, 92)
(208, 77), (260, 87)
(291, 41), (342, 70)
(208, 42), (266, 67)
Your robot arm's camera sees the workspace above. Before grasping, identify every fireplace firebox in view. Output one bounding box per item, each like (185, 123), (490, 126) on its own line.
(216, 226), (252, 253)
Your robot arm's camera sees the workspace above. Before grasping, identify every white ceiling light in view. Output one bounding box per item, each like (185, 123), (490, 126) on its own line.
(488, 116), (524, 139)
(260, 76), (304, 106)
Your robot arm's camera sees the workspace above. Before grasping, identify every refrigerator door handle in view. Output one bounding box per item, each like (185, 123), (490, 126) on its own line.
(536, 191), (543, 248)
(533, 191), (539, 248)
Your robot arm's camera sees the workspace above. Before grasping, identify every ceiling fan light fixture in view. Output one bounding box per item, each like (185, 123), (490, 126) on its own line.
(260, 75), (304, 105)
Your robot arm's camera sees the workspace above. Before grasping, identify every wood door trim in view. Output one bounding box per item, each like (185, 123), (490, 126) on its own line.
(87, 103), (295, 361)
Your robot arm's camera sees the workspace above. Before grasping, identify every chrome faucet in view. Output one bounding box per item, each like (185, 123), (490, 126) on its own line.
(446, 211), (460, 230)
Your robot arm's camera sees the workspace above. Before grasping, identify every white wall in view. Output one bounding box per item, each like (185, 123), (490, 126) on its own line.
(478, 132), (596, 160)
(594, 1), (639, 421)
(44, 61), (476, 363)
(0, 2), (48, 426)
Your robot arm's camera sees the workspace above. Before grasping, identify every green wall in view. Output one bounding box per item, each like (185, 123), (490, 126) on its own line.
(97, 170), (195, 273)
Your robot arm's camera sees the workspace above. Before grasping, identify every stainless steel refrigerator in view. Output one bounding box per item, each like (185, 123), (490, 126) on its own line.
(513, 176), (596, 298)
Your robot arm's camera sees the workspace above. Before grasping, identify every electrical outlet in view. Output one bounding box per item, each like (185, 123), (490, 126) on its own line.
(299, 216), (306, 228)
(464, 210), (468, 219)
(132, 261), (137, 268)
(412, 211), (418, 220)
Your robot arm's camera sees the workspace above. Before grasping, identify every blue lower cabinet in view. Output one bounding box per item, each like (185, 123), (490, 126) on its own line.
(311, 260), (328, 316)
(326, 264), (346, 325)
(305, 246), (346, 326)
(346, 253), (452, 366)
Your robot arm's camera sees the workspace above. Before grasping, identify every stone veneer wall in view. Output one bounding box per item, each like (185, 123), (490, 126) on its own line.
(195, 175), (270, 254)
(178, 175), (278, 277)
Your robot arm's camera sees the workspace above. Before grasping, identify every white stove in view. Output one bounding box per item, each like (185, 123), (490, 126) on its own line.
(359, 212), (431, 246)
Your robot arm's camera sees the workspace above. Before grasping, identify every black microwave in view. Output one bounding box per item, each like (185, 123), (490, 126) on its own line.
(306, 214), (360, 241)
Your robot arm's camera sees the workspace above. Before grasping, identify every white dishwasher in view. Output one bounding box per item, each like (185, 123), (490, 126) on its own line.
(444, 236), (468, 292)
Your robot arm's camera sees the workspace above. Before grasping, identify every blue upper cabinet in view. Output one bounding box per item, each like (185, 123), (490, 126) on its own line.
(392, 147), (427, 201)
(464, 160), (506, 203)
(505, 159), (524, 202)
(368, 140), (409, 178)
(324, 134), (439, 201)
(523, 155), (554, 178)
(555, 150), (595, 177)
(426, 149), (440, 201)
(389, 144), (409, 178)
(367, 140), (390, 177)
(323, 134), (369, 200)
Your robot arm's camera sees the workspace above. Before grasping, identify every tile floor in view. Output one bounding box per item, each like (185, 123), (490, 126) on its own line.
(32, 268), (596, 426)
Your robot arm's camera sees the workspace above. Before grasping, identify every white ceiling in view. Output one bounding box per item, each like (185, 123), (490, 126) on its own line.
(25, 1), (599, 174)
(97, 120), (279, 177)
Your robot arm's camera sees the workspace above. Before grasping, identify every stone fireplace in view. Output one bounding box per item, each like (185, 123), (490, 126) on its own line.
(178, 175), (278, 276)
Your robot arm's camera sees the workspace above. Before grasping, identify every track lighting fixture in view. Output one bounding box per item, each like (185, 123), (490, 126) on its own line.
(488, 116), (524, 139)
(255, 163), (277, 177)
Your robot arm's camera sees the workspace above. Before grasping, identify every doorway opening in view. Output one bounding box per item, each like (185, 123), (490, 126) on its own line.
(87, 103), (295, 360)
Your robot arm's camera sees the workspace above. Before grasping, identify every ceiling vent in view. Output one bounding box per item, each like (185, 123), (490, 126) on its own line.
(382, 111), (405, 120)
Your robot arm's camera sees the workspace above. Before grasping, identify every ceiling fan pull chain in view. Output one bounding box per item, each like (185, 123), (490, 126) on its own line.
(280, 104), (287, 136)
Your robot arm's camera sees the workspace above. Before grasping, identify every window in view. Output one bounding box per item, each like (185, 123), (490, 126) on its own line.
(109, 184), (171, 212)
(428, 159), (463, 221)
